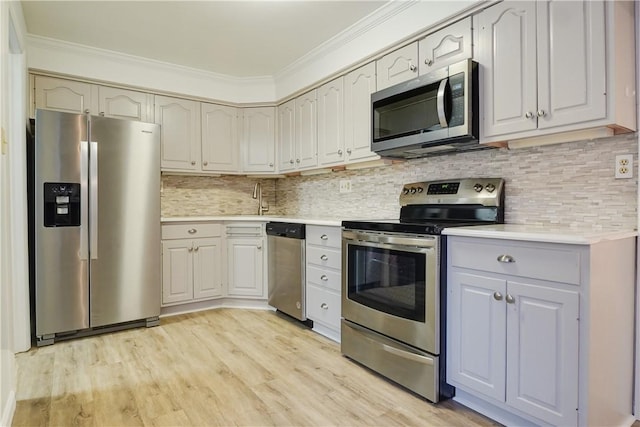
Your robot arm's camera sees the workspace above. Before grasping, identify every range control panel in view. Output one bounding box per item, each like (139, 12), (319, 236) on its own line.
(399, 178), (504, 207)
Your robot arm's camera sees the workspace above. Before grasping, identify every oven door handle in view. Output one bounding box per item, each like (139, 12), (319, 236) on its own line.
(382, 344), (434, 366)
(344, 232), (437, 249)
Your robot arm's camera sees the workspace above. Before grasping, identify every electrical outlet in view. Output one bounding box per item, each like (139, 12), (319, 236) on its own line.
(615, 154), (633, 179)
(339, 179), (352, 193)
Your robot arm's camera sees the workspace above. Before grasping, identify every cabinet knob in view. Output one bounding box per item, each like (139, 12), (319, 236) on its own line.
(525, 111), (534, 119)
(296, 158), (300, 163)
(203, 161), (208, 166)
(84, 109), (90, 114)
(537, 109), (546, 117)
(346, 148), (352, 154)
(425, 59), (433, 66)
(99, 112), (105, 116)
(191, 161), (196, 166)
(269, 162), (274, 167)
(188, 228), (197, 234)
(506, 294), (516, 304)
(409, 64), (417, 72)
(320, 234), (328, 240)
(320, 254), (328, 261)
(188, 247), (193, 252)
(320, 303), (328, 310)
(493, 291), (503, 301)
(497, 254), (515, 263)
(320, 275), (328, 281)
(257, 244), (262, 250)
(338, 149), (343, 156)
(194, 246), (199, 251)
(290, 159), (294, 164)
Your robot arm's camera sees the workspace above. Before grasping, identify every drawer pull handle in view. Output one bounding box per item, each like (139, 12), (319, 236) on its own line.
(493, 292), (503, 301)
(320, 234), (328, 240)
(506, 294), (516, 304)
(188, 228), (197, 234)
(320, 255), (328, 261)
(320, 303), (328, 310)
(497, 254), (515, 263)
(320, 275), (328, 281)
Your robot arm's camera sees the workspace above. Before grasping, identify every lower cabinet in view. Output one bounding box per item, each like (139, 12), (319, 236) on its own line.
(161, 224), (223, 306)
(446, 234), (636, 427)
(305, 225), (342, 341)
(226, 223), (266, 298)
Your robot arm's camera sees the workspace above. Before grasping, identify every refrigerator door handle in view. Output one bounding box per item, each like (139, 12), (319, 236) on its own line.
(90, 141), (98, 259)
(79, 140), (89, 260)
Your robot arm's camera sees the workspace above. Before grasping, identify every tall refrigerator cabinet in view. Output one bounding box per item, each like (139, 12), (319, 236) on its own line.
(28, 109), (161, 346)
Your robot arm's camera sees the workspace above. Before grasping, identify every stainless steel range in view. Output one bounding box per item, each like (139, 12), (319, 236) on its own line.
(341, 178), (505, 402)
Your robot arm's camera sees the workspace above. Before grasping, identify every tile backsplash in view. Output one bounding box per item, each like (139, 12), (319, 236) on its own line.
(163, 134), (638, 231)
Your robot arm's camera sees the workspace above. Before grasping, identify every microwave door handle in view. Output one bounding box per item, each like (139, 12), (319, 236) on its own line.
(437, 78), (448, 128)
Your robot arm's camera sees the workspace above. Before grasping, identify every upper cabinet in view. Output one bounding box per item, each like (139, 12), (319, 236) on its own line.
(343, 62), (379, 163)
(419, 17), (473, 74)
(475, 0), (636, 145)
(278, 90), (318, 173)
(155, 95), (201, 172)
(241, 107), (276, 173)
(201, 103), (239, 173)
(376, 43), (419, 90)
(34, 75), (153, 122)
(277, 99), (296, 172)
(317, 77), (345, 166)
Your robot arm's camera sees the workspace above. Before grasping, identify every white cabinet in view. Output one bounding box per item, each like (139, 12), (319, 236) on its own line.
(317, 77), (345, 166)
(161, 223), (223, 306)
(226, 223), (265, 299)
(278, 91), (318, 172)
(155, 95), (201, 172)
(418, 17), (472, 74)
(343, 62), (379, 163)
(98, 86), (154, 122)
(201, 103), (239, 173)
(376, 43), (419, 90)
(475, 0), (636, 144)
(446, 234), (636, 427)
(305, 225), (342, 342)
(241, 107), (276, 173)
(34, 75), (97, 115)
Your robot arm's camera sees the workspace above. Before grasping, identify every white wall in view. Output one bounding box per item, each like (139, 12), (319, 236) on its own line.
(0, 2), (27, 426)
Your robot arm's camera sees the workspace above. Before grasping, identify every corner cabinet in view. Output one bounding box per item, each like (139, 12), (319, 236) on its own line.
(241, 107), (276, 173)
(446, 234), (636, 427)
(155, 95), (201, 172)
(278, 91), (318, 172)
(475, 0), (636, 144)
(226, 223), (266, 298)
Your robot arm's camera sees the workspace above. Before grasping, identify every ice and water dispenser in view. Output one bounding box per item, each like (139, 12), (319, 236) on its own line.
(43, 182), (80, 227)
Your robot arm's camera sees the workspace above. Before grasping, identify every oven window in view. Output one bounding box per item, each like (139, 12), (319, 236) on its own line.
(347, 244), (426, 322)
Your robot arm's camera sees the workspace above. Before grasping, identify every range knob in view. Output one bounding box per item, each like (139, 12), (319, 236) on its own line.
(485, 183), (496, 193)
(416, 187), (424, 193)
(410, 187), (417, 194)
(403, 188), (410, 195)
(473, 183), (483, 192)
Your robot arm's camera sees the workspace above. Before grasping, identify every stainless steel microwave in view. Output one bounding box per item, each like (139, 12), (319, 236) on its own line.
(371, 59), (481, 159)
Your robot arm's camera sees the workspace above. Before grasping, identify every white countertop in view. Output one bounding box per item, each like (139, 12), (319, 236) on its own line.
(443, 224), (638, 245)
(161, 215), (343, 227)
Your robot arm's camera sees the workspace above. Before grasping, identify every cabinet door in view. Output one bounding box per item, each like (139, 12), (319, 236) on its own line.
(317, 77), (345, 166)
(34, 76), (97, 115)
(344, 62), (379, 163)
(155, 95), (201, 172)
(295, 90), (318, 169)
(201, 103), (239, 173)
(506, 280), (579, 426)
(419, 17), (472, 74)
(536, 0), (606, 130)
(277, 99), (296, 172)
(376, 42), (419, 90)
(475, 2), (537, 138)
(242, 107), (276, 173)
(193, 237), (223, 300)
(162, 240), (194, 305)
(98, 86), (153, 122)
(227, 238), (265, 298)
(447, 270), (506, 402)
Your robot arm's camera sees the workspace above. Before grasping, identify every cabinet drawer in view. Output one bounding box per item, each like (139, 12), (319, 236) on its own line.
(306, 246), (341, 270)
(450, 239), (581, 285)
(307, 265), (341, 292)
(307, 225), (341, 248)
(306, 284), (340, 329)
(162, 223), (221, 239)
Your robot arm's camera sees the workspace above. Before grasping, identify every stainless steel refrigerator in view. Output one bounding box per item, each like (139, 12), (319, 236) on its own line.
(29, 109), (161, 346)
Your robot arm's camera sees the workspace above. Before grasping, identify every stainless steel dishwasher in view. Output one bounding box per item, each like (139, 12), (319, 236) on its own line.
(266, 222), (306, 321)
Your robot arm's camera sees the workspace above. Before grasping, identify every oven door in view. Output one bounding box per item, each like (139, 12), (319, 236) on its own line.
(342, 229), (439, 354)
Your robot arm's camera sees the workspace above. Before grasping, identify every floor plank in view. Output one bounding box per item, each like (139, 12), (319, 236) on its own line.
(13, 308), (500, 426)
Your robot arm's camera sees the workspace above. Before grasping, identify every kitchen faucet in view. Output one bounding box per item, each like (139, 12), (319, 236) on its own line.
(252, 182), (269, 215)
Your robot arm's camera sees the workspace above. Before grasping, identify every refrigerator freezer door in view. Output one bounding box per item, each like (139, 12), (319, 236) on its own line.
(89, 116), (161, 327)
(34, 110), (90, 336)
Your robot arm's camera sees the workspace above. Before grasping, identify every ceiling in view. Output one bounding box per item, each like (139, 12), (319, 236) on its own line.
(21, 1), (388, 78)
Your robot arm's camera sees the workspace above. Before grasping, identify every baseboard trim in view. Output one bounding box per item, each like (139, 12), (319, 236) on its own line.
(1, 390), (16, 427)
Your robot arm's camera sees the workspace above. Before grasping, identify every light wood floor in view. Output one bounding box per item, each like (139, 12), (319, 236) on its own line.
(13, 308), (500, 426)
